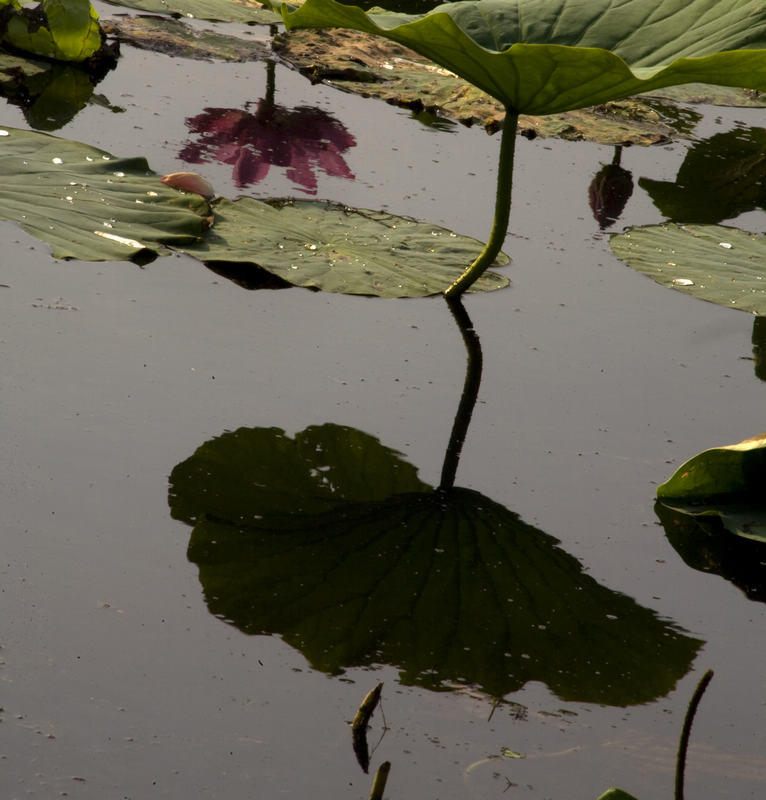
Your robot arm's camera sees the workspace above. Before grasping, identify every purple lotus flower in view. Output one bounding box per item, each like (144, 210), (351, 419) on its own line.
(179, 100), (356, 195)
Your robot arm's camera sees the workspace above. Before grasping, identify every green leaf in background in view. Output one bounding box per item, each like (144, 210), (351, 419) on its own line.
(1, 0), (103, 61)
(0, 127), (210, 260)
(639, 128), (766, 223)
(99, 0), (278, 24)
(657, 434), (766, 543)
(181, 197), (509, 297)
(610, 224), (766, 314)
(169, 423), (702, 704)
(270, 0), (766, 116)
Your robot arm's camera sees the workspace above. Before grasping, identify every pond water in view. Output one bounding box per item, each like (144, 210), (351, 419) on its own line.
(3, 9), (766, 800)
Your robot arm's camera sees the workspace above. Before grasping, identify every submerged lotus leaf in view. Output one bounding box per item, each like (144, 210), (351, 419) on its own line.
(181, 197), (510, 297)
(99, 0), (278, 23)
(643, 83), (766, 108)
(102, 15), (270, 61)
(271, 0), (766, 116)
(169, 423), (701, 704)
(274, 28), (679, 143)
(0, 127), (210, 260)
(610, 224), (766, 314)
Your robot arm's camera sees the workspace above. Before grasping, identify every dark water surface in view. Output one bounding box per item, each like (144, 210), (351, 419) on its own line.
(2, 15), (766, 800)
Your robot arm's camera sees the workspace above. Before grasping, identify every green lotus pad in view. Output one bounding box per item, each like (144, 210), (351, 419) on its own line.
(0, 127), (508, 297)
(181, 197), (509, 297)
(269, 0), (766, 117)
(0, 126), (210, 260)
(610, 224), (766, 314)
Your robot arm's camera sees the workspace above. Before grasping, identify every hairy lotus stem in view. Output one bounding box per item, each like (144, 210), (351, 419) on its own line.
(444, 107), (519, 298)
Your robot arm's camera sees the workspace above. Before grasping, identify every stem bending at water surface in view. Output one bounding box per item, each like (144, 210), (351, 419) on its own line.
(444, 108), (518, 298)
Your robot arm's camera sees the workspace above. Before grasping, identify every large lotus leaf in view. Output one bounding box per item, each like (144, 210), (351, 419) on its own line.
(2, 0), (103, 62)
(99, 0), (278, 23)
(610, 224), (766, 314)
(0, 127), (210, 260)
(657, 434), (766, 543)
(639, 128), (766, 223)
(169, 424), (701, 705)
(270, 0), (766, 116)
(181, 197), (510, 297)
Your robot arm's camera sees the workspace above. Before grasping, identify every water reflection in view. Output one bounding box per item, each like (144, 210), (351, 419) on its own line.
(169, 301), (700, 706)
(751, 315), (766, 382)
(588, 145), (634, 229)
(656, 502), (766, 603)
(179, 61), (356, 195)
(640, 127), (766, 222)
(0, 58), (119, 130)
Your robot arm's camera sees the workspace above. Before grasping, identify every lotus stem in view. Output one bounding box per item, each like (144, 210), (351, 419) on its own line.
(444, 107), (519, 298)
(439, 296), (483, 491)
(368, 761), (391, 800)
(675, 669), (714, 800)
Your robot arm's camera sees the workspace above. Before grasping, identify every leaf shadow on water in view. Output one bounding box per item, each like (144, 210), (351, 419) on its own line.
(168, 299), (701, 707)
(179, 60), (357, 195)
(0, 53), (120, 130)
(639, 126), (766, 224)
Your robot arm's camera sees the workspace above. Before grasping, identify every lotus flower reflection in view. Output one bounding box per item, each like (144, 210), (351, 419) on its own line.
(179, 101), (356, 195)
